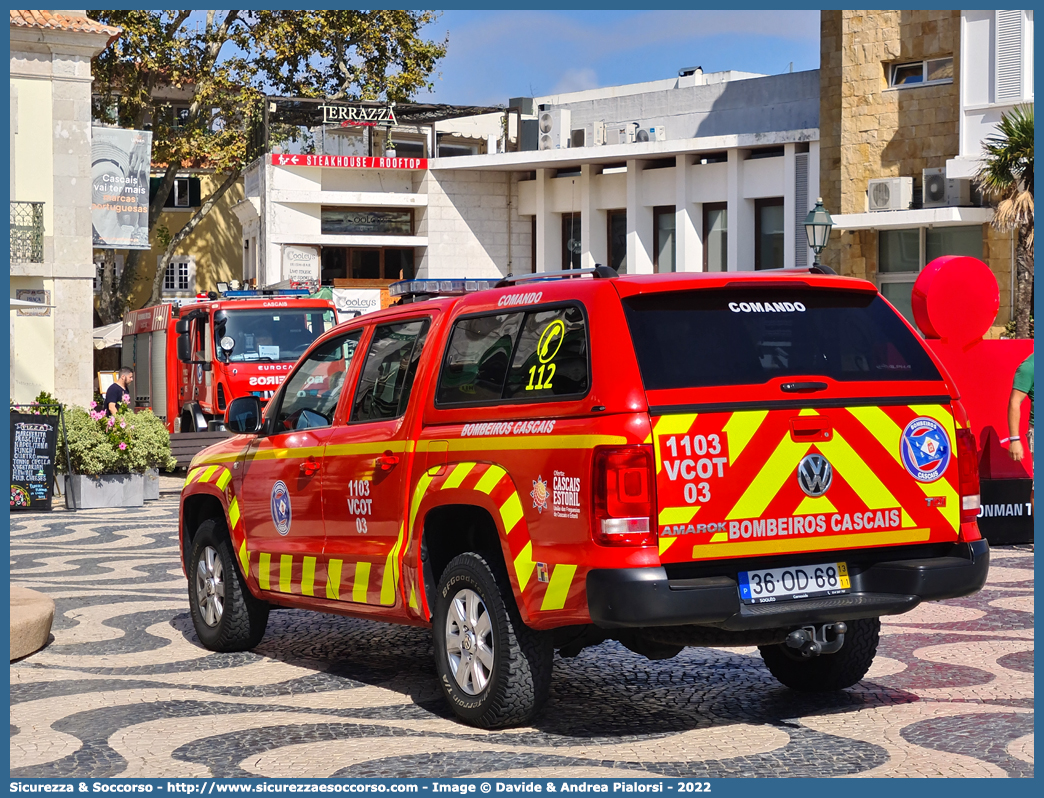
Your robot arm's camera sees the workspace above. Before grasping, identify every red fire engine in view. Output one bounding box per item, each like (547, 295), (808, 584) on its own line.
(121, 290), (337, 433)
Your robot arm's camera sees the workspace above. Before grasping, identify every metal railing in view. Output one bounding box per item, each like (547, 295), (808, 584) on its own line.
(10, 201), (44, 263)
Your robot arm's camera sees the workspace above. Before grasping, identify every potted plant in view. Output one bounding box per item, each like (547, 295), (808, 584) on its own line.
(58, 395), (177, 509)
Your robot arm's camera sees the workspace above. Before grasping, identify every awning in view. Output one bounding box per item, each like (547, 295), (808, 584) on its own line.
(93, 321), (123, 349)
(830, 206), (994, 231)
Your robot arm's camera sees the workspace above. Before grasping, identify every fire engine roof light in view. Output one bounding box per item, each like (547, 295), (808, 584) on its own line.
(222, 289), (312, 298)
(388, 278), (496, 299)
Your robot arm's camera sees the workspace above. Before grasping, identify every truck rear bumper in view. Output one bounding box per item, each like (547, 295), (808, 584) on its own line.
(586, 539), (990, 631)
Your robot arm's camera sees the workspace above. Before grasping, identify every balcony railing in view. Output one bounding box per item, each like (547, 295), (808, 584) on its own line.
(10, 201), (44, 263)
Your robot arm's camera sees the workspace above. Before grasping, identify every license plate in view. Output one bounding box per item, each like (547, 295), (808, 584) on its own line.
(738, 562), (850, 604)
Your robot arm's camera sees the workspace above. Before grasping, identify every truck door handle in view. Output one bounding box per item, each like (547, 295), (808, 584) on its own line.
(300, 456), (321, 476)
(376, 451), (400, 471)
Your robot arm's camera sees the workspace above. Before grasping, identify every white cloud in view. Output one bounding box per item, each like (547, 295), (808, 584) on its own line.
(551, 68), (601, 95)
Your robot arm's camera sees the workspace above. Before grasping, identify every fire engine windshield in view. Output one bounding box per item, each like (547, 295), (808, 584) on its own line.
(622, 288), (941, 390)
(214, 308), (335, 364)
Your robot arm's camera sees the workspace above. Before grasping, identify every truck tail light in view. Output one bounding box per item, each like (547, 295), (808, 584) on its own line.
(592, 446), (656, 546)
(955, 428), (981, 527)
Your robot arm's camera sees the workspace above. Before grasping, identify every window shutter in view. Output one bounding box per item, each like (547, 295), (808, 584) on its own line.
(794, 152), (809, 268)
(995, 10), (1023, 103)
(189, 177), (202, 208)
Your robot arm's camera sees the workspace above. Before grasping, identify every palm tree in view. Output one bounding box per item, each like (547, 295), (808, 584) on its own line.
(976, 104), (1034, 338)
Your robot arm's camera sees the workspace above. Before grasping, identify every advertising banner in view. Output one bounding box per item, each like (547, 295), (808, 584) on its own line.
(282, 245), (320, 290)
(332, 288), (382, 319)
(92, 126), (153, 250)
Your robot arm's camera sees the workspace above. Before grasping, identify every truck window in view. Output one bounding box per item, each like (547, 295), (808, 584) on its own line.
(503, 306), (589, 400)
(275, 330), (361, 431)
(622, 288), (941, 390)
(215, 308), (336, 364)
(436, 312), (523, 405)
(351, 319), (430, 422)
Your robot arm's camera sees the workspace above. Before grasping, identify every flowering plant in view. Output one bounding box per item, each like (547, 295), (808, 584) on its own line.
(60, 395), (176, 475)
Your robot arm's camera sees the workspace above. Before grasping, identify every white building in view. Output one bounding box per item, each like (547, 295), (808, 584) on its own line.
(237, 67), (821, 294)
(948, 9), (1034, 180)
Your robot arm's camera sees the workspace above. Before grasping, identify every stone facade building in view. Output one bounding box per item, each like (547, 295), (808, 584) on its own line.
(820, 10), (1033, 328)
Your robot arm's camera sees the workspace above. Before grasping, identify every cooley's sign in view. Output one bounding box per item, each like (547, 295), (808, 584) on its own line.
(270, 154), (427, 170)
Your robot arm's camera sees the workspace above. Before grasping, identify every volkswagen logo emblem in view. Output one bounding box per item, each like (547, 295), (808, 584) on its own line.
(797, 454), (833, 497)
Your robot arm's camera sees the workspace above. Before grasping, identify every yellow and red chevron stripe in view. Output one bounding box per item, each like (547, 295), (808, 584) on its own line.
(404, 461), (583, 623)
(652, 403), (961, 563)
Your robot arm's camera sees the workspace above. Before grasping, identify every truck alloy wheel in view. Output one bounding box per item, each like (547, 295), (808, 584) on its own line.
(444, 587), (495, 694)
(195, 545), (225, 627)
(433, 552), (553, 728)
(188, 518), (269, 652)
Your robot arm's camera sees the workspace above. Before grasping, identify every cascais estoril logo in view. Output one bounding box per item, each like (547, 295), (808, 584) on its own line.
(900, 417), (951, 483)
(531, 476), (548, 513)
(270, 480), (292, 535)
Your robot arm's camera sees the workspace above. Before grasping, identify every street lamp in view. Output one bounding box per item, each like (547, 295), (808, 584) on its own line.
(803, 197), (834, 269)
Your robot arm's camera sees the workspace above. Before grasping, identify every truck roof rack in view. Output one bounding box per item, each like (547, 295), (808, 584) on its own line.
(494, 265), (618, 288)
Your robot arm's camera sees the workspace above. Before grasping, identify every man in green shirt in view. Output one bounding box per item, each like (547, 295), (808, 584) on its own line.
(1007, 353), (1034, 461)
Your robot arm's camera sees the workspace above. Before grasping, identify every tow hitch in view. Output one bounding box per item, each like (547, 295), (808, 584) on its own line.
(785, 622), (847, 657)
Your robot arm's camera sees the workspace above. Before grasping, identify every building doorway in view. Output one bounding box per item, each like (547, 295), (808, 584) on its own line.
(320, 247), (415, 282)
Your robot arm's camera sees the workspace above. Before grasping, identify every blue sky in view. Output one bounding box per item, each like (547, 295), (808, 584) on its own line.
(416, 10), (821, 106)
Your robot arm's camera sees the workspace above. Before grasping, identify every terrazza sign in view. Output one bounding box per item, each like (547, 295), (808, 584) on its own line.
(270, 154), (428, 170)
(320, 103), (396, 126)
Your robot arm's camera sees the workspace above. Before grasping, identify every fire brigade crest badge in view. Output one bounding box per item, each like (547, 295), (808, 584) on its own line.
(531, 476), (548, 513)
(271, 480), (292, 535)
(900, 417), (951, 483)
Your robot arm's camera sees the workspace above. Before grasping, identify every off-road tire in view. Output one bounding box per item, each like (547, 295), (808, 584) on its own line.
(759, 617), (880, 692)
(433, 552), (553, 728)
(188, 518), (269, 652)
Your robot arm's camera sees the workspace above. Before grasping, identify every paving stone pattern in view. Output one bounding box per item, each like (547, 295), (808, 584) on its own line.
(10, 498), (1034, 778)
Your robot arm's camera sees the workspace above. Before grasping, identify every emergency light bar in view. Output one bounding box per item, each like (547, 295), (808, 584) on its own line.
(222, 289), (311, 298)
(388, 279), (496, 298)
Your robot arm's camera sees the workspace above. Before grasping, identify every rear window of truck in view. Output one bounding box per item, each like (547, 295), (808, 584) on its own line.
(622, 288), (941, 390)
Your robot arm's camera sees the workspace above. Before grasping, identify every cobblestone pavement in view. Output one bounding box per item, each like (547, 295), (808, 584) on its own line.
(10, 498), (1033, 778)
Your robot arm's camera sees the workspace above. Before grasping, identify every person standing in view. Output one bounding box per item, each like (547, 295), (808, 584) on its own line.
(106, 367), (134, 417)
(1007, 353), (1033, 461)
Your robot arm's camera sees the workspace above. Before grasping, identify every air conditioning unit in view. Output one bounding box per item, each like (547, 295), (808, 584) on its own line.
(867, 177), (914, 211)
(538, 108), (571, 151)
(923, 168), (972, 208)
(606, 124), (634, 146)
(633, 125), (666, 143)
(570, 122), (605, 148)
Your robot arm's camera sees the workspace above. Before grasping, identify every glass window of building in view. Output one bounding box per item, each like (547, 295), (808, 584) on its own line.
(703, 203), (727, 272)
(607, 210), (627, 273)
(321, 208), (413, 236)
(755, 198), (785, 270)
(654, 206), (676, 273)
(878, 225), (983, 324)
(562, 214), (581, 270)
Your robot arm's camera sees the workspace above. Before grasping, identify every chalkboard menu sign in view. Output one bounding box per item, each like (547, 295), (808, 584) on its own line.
(10, 412), (59, 511)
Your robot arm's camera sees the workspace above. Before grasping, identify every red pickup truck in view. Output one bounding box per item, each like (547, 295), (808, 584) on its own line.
(179, 266), (989, 728)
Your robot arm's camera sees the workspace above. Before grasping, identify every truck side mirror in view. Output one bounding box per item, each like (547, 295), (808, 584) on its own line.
(175, 318), (191, 334)
(226, 396), (263, 434)
(176, 332), (192, 363)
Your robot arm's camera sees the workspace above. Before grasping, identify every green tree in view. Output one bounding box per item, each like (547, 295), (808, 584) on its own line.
(90, 10), (447, 322)
(976, 104), (1034, 339)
